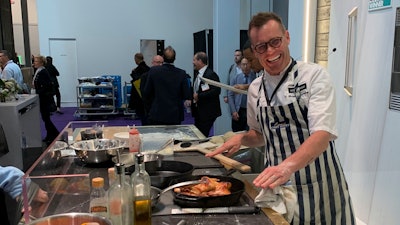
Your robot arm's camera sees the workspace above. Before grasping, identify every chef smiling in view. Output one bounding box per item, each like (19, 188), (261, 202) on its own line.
(207, 12), (355, 225)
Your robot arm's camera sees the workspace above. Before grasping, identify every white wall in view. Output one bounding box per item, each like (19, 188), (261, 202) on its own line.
(34, 0), (220, 85)
(329, 0), (400, 224)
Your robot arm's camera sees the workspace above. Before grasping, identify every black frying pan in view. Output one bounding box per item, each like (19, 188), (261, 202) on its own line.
(170, 175), (245, 208)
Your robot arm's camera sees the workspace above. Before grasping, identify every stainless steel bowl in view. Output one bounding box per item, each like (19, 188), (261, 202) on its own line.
(70, 139), (124, 164)
(27, 212), (112, 225)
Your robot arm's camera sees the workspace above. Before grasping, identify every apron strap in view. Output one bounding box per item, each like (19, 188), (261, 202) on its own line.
(260, 58), (297, 106)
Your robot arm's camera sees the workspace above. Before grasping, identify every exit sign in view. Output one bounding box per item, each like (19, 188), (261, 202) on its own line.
(369, 0), (391, 11)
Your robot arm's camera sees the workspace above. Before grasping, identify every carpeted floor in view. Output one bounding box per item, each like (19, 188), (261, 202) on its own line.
(41, 107), (197, 139)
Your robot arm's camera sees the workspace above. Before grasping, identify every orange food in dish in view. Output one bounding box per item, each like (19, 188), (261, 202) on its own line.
(173, 176), (232, 197)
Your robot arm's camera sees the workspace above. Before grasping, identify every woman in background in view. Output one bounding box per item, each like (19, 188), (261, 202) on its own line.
(45, 56), (63, 114)
(33, 55), (59, 145)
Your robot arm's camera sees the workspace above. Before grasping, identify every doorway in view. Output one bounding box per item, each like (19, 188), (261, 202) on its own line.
(49, 38), (79, 106)
(140, 39), (164, 66)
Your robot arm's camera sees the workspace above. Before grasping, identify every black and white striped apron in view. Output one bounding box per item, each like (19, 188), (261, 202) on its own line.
(256, 60), (355, 225)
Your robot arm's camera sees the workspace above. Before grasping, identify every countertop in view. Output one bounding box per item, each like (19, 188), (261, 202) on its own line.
(22, 123), (289, 225)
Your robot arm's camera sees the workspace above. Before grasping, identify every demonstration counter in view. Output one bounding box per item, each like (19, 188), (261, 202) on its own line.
(21, 121), (288, 225)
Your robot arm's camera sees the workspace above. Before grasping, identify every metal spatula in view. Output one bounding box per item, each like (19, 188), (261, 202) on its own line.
(161, 180), (201, 194)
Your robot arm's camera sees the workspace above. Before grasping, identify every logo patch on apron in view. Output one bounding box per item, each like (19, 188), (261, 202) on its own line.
(288, 83), (307, 99)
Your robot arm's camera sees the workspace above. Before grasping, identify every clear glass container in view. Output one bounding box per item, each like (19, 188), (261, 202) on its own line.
(90, 177), (108, 217)
(131, 153), (151, 225)
(108, 163), (132, 225)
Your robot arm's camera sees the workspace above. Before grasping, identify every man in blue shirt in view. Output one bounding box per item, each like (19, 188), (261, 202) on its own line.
(228, 57), (256, 132)
(0, 50), (23, 87)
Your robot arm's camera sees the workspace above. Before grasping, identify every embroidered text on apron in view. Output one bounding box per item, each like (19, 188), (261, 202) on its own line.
(256, 60), (355, 225)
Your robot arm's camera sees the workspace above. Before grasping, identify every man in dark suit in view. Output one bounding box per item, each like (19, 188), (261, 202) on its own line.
(191, 52), (222, 137)
(142, 46), (191, 125)
(139, 55), (164, 125)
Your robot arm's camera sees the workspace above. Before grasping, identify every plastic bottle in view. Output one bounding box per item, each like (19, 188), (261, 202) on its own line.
(129, 126), (141, 153)
(131, 153), (151, 225)
(89, 177), (108, 218)
(108, 163), (133, 225)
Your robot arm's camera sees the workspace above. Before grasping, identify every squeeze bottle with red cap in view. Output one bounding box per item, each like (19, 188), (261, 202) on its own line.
(129, 126), (141, 153)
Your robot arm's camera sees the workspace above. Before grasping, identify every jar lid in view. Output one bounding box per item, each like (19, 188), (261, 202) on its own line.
(92, 177), (104, 188)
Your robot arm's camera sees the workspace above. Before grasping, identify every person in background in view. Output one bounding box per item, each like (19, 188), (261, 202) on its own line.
(191, 51), (221, 137)
(207, 12), (355, 224)
(242, 40), (264, 77)
(0, 50), (24, 88)
(224, 49), (243, 103)
(14, 52), (21, 67)
(128, 53), (149, 121)
(228, 57), (256, 132)
(140, 55), (164, 125)
(33, 55), (60, 145)
(0, 166), (48, 202)
(143, 47), (191, 125)
(31, 55), (36, 73)
(0, 165), (48, 225)
(45, 56), (63, 114)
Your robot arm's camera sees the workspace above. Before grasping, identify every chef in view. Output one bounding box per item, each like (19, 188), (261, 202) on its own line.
(207, 12), (355, 225)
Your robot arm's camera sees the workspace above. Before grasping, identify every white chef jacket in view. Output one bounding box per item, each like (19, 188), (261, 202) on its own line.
(247, 61), (338, 140)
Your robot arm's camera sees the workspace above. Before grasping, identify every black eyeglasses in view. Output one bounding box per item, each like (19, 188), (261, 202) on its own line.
(253, 37), (283, 54)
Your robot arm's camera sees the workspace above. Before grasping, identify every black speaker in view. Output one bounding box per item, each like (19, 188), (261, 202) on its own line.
(156, 40), (164, 55)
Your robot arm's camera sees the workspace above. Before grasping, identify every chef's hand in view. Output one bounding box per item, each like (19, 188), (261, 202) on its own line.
(253, 164), (291, 189)
(223, 96), (228, 103)
(206, 134), (243, 157)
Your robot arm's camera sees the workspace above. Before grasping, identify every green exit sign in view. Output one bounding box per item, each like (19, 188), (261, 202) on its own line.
(369, 0), (391, 11)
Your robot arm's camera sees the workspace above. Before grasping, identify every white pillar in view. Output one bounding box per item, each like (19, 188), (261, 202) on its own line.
(212, 0), (241, 136)
(302, 0), (317, 62)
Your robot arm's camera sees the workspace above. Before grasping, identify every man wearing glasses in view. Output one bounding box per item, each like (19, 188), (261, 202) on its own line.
(228, 57), (256, 132)
(207, 12), (355, 224)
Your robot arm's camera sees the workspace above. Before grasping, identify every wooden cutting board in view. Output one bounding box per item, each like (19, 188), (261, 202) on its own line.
(174, 142), (252, 173)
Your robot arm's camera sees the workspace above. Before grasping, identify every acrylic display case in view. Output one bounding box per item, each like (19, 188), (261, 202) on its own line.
(21, 121), (205, 224)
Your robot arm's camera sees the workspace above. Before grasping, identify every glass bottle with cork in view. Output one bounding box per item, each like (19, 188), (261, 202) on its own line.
(131, 153), (151, 225)
(108, 163), (133, 225)
(89, 177), (108, 218)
